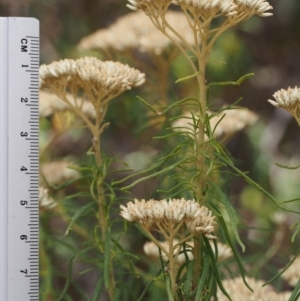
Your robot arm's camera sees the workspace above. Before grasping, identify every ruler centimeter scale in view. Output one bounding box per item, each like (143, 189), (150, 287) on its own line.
(0, 18), (39, 301)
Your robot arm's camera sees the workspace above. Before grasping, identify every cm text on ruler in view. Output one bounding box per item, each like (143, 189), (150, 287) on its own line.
(0, 17), (39, 301)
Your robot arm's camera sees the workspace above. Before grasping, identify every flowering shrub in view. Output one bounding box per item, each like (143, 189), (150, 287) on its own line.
(38, 1), (300, 301)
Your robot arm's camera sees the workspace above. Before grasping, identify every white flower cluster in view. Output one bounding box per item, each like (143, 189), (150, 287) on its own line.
(268, 87), (300, 107)
(172, 0), (238, 17)
(172, 108), (258, 141)
(39, 57), (145, 101)
(235, 0), (273, 17)
(209, 108), (258, 140)
(120, 198), (216, 238)
(127, 0), (272, 18)
(215, 277), (292, 301)
(127, 0), (172, 13)
(39, 187), (56, 209)
(40, 160), (80, 186)
(268, 87), (300, 125)
(185, 207), (215, 237)
(78, 11), (195, 55)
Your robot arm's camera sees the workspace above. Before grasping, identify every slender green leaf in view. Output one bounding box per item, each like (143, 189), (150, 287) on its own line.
(111, 238), (139, 274)
(117, 281), (137, 299)
(57, 247), (94, 301)
(208, 73), (254, 88)
(77, 268), (95, 275)
(64, 202), (95, 237)
(212, 239), (218, 261)
(176, 261), (190, 287)
(112, 139), (190, 185)
(61, 293), (73, 301)
(209, 181), (245, 252)
(154, 131), (189, 139)
(94, 224), (104, 253)
(137, 96), (198, 115)
(209, 112), (226, 138)
(288, 279), (300, 301)
(104, 229), (111, 290)
(175, 71), (199, 83)
(292, 221), (300, 243)
(157, 182), (190, 194)
(91, 276), (104, 301)
(112, 288), (121, 301)
(43, 233), (77, 252)
(120, 158), (187, 190)
(212, 204), (252, 292)
(158, 247), (168, 284)
(204, 273), (216, 301)
(214, 149), (294, 212)
(136, 269), (163, 301)
(279, 197), (300, 204)
(51, 177), (82, 190)
(112, 157), (168, 185)
(207, 99), (244, 119)
(195, 255), (210, 301)
(203, 236), (232, 301)
(184, 261), (194, 297)
(275, 162), (300, 170)
(63, 192), (91, 201)
(264, 246), (300, 286)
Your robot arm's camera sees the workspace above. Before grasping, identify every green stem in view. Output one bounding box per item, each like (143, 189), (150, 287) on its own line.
(87, 95), (115, 300)
(92, 131), (115, 300)
(51, 84), (116, 300)
(40, 230), (55, 301)
(92, 134), (106, 235)
(193, 27), (209, 290)
(168, 226), (177, 300)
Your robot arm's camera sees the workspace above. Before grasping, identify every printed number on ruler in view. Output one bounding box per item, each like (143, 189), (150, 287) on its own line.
(0, 17), (39, 301)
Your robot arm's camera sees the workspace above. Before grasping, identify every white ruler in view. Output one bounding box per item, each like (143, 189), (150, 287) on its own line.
(0, 18), (39, 301)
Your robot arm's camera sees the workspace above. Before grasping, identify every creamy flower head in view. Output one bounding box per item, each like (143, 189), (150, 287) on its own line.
(172, 108), (258, 141)
(40, 160), (80, 186)
(39, 187), (56, 209)
(185, 206), (216, 237)
(235, 0), (273, 17)
(172, 0), (238, 17)
(40, 57), (145, 104)
(268, 87), (300, 126)
(127, 0), (172, 14)
(216, 277), (291, 301)
(127, 0), (272, 19)
(281, 256), (300, 287)
(39, 91), (96, 119)
(120, 198), (216, 238)
(78, 11), (195, 55)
